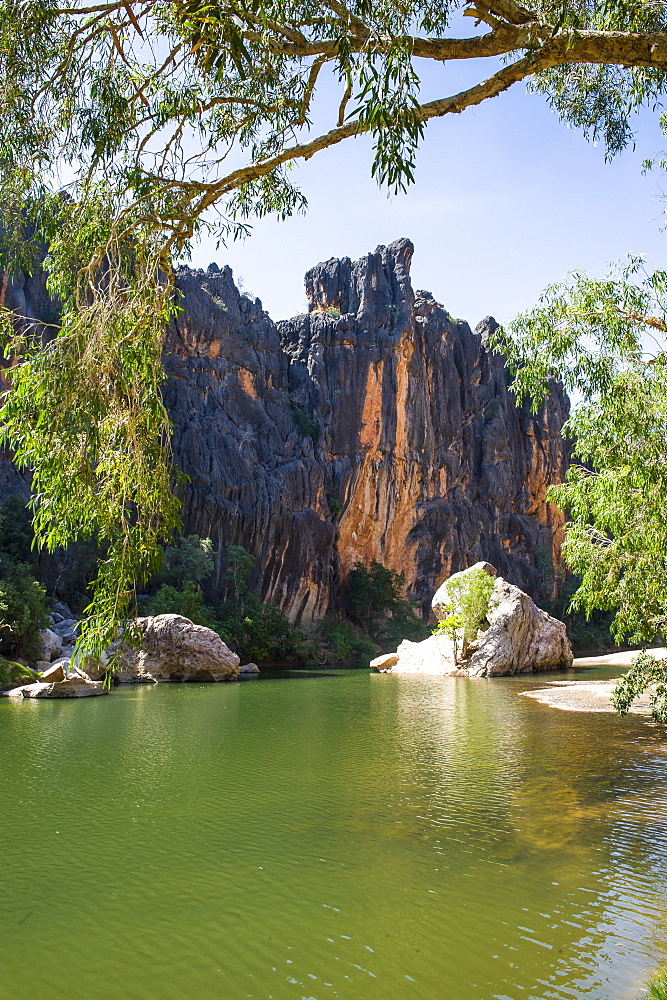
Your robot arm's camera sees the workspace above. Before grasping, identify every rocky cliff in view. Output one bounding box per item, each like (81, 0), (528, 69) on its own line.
(0, 238), (569, 621)
(164, 238), (569, 621)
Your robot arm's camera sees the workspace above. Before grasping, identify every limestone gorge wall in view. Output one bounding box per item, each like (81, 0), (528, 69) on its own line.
(164, 237), (569, 621)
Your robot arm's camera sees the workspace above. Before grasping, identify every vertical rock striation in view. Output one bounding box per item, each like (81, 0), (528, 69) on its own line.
(165, 238), (569, 620)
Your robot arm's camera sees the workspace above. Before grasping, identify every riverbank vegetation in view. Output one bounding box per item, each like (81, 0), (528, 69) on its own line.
(1, 519), (419, 667)
(0, 494), (627, 667)
(141, 542), (425, 665)
(0, 498), (49, 661)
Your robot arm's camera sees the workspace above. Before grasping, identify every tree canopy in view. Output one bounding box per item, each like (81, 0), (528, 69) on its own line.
(491, 257), (667, 720)
(3, 0), (667, 659)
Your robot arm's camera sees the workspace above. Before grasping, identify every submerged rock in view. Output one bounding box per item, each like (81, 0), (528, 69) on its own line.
(117, 614), (240, 682)
(372, 563), (572, 677)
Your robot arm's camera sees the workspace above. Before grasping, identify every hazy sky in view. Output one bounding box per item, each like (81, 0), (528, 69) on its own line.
(190, 60), (667, 330)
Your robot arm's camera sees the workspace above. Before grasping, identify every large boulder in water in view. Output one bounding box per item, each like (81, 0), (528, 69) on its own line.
(371, 563), (572, 676)
(116, 614), (240, 683)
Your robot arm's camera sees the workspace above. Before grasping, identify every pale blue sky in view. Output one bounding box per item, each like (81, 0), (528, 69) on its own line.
(191, 61), (667, 330)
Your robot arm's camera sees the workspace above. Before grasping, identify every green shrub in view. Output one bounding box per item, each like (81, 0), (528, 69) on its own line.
(433, 612), (464, 663)
(158, 535), (214, 588)
(0, 498), (36, 566)
(0, 659), (40, 691)
(326, 306), (341, 318)
(222, 544), (255, 599)
(439, 567), (495, 657)
(327, 496), (343, 517)
(146, 581), (216, 628)
(346, 560), (429, 648)
(310, 619), (377, 663)
(0, 560), (49, 660)
(291, 407), (319, 444)
(216, 592), (311, 665)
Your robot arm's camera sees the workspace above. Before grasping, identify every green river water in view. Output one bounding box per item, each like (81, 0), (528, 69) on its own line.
(2, 667), (667, 1000)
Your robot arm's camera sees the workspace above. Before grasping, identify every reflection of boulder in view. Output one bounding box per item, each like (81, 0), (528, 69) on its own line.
(117, 615), (240, 683)
(371, 563), (572, 677)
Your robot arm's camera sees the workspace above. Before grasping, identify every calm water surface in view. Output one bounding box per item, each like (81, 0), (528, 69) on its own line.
(2, 668), (667, 1000)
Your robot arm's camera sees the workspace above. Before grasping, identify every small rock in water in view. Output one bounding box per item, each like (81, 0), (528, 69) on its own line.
(239, 662), (260, 674)
(6, 677), (107, 699)
(370, 653), (398, 673)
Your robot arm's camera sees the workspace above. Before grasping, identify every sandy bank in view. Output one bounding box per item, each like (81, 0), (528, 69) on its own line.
(521, 680), (654, 714)
(572, 648), (667, 668)
(521, 648), (667, 714)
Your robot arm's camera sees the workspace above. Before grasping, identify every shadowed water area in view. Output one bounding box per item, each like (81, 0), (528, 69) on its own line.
(2, 668), (667, 1000)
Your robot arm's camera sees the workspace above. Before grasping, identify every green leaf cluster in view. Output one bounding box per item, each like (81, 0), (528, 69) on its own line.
(492, 257), (667, 646)
(159, 535), (215, 588)
(492, 257), (667, 713)
(611, 650), (667, 723)
(433, 612), (464, 662)
(0, 498), (49, 660)
(291, 406), (319, 444)
(436, 567), (494, 658)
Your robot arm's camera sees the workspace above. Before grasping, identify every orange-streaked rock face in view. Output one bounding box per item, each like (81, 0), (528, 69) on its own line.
(164, 240), (568, 621)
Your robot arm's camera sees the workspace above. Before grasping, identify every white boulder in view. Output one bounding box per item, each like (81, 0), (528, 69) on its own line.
(372, 564), (572, 677)
(465, 577), (573, 676)
(117, 615), (240, 682)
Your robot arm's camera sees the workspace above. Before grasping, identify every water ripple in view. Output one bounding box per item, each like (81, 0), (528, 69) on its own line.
(1, 672), (667, 999)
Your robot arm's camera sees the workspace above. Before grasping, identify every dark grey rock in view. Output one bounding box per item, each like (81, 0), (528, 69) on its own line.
(51, 601), (74, 620)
